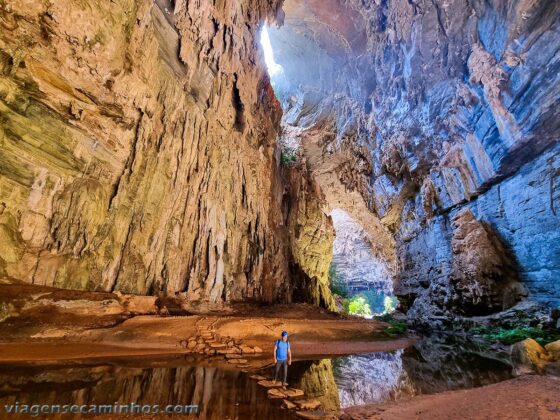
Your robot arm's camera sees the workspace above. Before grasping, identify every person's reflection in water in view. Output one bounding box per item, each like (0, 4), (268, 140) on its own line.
(273, 330), (292, 389)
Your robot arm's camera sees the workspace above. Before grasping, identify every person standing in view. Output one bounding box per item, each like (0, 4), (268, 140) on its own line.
(273, 331), (291, 388)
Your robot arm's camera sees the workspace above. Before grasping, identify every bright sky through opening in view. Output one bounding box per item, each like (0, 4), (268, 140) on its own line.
(260, 26), (283, 77)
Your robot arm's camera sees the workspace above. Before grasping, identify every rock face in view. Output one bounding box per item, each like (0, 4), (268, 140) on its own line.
(330, 208), (392, 294)
(1, 0), (559, 322)
(0, 0), (316, 304)
(284, 157), (336, 309)
(267, 0), (560, 324)
(404, 208), (527, 324)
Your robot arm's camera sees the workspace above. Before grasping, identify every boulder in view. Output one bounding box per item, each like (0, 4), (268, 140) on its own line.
(227, 358), (248, 364)
(267, 387), (305, 399)
(121, 295), (158, 314)
(239, 344), (255, 354)
(225, 353), (243, 359)
(258, 380), (283, 388)
(544, 340), (560, 360)
(193, 343), (206, 352)
(295, 411), (330, 420)
(283, 388), (305, 398)
(544, 360), (560, 377)
(267, 388), (286, 399)
(511, 338), (553, 374)
(282, 399), (297, 410)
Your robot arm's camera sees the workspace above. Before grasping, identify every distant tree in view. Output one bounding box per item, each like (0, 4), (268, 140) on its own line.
(347, 295), (372, 316)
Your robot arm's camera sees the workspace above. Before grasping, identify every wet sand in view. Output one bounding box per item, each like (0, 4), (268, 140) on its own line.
(0, 313), (413, 364)
(0, 281), (413, 365)
(342, 375), (560, 420)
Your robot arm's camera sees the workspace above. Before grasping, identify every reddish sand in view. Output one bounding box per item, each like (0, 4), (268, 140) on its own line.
(0, 298), (413, 364)
(0, 313), (413, 364)
(0, 342), (188, 364)
(341, 375), (560, 420)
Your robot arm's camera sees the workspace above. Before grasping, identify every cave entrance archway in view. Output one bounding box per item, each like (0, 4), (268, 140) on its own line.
(329, 209), (396, 317)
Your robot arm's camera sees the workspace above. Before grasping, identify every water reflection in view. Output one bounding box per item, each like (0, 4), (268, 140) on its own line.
(0, 358), (295, 420)
(333, 350), (408, 407)
(0, 336), (514, 418)
(330, 334), (514, 408)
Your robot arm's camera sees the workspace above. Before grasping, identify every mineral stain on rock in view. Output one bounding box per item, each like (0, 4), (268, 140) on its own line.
(0, 0), (297, 303)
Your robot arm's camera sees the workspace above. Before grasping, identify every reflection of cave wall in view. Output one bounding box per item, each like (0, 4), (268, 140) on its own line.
(401, 335), (514, 394)
(333, 351), (408, 407)
(330, 336), (514, 408)
(296, 359), (341, 412)
(330, 208), (393, 295)
(0, 363), (292, 420)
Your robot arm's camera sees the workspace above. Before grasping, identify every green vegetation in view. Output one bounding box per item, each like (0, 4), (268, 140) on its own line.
(383, 319), (408, 337)
(470, 325), (560, 346)
(280, 149), (298, 165)
(343, 295), (372, 316)
(328, 263), (399, 317)
(349, 290), (397, 315)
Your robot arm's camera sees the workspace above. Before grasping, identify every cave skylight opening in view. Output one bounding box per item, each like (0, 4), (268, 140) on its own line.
(260, 25), (283, 78)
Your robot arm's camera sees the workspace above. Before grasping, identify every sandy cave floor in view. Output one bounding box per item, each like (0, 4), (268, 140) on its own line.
(2, 282), (560, 419)
(341, 375), (560, 420)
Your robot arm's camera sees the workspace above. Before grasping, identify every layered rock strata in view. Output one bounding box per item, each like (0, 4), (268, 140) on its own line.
(268, 0), (560, 324)
(284, 155), (336, 309)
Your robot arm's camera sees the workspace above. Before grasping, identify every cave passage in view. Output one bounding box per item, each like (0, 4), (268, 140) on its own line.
(329, 208), (396, 317)
(260, 21), (398, 317)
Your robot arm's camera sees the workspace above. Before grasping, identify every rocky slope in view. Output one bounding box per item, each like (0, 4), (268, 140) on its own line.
(269, 0), (560, 324)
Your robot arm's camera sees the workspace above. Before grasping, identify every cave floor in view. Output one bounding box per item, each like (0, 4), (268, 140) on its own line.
(0, 284), (560, 420)
(341, 375), (560, 420)
(0, 313), (413, 365)
(0, 280), (413, 365)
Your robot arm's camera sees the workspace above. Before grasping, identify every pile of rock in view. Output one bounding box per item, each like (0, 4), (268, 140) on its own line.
(249, 375), (329, 419)
(178, 317), (262, 368)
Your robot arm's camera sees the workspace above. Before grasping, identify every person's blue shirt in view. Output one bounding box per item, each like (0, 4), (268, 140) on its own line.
(275, 339), (290, 361)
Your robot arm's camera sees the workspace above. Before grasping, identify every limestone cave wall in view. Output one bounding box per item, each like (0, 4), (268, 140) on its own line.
(0, 0), (299, 304)
(268, 0), (560, 323)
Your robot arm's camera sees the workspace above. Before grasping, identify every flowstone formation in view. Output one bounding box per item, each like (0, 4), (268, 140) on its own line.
(0, 0), (558, 325)
(267, 0), (560, 325)
(0, 0), (320, 305)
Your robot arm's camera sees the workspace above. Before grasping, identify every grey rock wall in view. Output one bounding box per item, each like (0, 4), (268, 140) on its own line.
(268, 0), (560, 323)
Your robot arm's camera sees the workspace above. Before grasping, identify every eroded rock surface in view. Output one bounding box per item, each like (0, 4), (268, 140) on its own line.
(0, 0), (558, 324)
(0, 0), (313, 304)
(268, 0), (560, 324)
